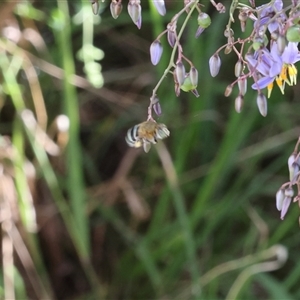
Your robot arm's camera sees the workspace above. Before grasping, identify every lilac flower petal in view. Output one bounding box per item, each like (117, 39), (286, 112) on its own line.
(270, 61), (282, 77)
(252, 76), (274, 89)
(268, 21), (279, 33)
(280, 196), (292, 220)
(282, 42), (300, 64)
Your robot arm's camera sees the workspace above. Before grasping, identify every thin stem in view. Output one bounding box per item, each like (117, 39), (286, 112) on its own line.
(148, 0), (199, 120)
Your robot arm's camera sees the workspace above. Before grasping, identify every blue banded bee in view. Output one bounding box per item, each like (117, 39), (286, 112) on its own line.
(125, 120), (170, 153)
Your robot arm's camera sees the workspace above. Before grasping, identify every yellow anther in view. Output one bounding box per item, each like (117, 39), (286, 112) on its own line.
(275, 76), (285, 94)
(288, 64), (298, 85)
(267, 82), (273, 98)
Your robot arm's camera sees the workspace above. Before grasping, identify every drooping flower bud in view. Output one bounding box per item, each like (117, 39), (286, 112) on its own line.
(286, 25), (300, 42)
(152, 0), (166, 16)
(281, 196), (292, 220)
(234, 60), (243, 77)
(224, 84), (233, 97)
(277, 35), (287, 55)
(289, 162), (299, 183)
(152, 96), (162, 116)
(167, 23), (176, 47)
(238, 10), (247, 32)
(90, 0), (99, 15)
(189, 67), (198, 87)
(110, 1), (122, 19)
(224, 28), (234, 38)
(197, 12), (211, 28)
(180, 76), (197, 92)
(288, 152), (297, 169)
(238, 77), (247, 96)
(150, 40), (163, 65)
(235, 95), (244, 113)
(128, 1), (142, 29)
(224, 45), (232, 54)
(209, 54), (221, 77)
(256, 93), (267, 116)
(175, 62), (186, 86)
(285, 187), (295, 198)
(276, 188), (285, 211)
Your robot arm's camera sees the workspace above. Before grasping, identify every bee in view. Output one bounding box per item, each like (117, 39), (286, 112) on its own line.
(125, 120), (170, 153)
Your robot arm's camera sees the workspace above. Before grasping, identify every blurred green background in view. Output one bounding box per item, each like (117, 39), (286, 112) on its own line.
(0, 0), (300, 299)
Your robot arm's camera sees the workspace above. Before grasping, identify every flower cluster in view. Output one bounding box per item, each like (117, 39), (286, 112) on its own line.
(90, 1), (300, 220)
(89, 0), (166, 28)
(210, 0), (300, 116)
(276, 137), (300, 220)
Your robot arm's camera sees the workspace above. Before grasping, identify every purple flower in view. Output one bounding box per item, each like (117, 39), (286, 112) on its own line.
(249, 41), (300, 97)
(255, 0), (285, 33)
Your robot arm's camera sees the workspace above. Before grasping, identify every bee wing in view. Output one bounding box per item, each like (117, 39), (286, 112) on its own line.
(143, 140), (151, 153)
(156, 125), (170, 140)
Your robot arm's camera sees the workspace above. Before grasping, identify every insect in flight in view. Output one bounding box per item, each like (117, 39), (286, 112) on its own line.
(125, 120), (170, 153)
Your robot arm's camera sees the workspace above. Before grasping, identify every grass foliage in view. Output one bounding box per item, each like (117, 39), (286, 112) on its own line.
(0, 0), (300, 299)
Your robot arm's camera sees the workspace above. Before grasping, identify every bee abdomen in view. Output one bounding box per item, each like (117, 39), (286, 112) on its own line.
(125, 125), (140, 147)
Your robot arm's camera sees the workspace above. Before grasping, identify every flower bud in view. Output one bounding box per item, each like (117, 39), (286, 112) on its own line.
(224, 84), (233, 97)
(152, 0), (166, 16)
(252, 37), (264, 51)
(234, 60), (243, 77)
(288, 152), (297, 169)
(238, 11), (247, 32)
(209, 54), (221, 77)
(175, 62), (186, 86)
(189, 67), (198, 87)
(285, 187), (295, 198)
(128, 1), (142, 29)
(224, 28), (234, 38)
(281, 196), (292, 220)
(110, 1), (122, 19)
(256, 93), (267, 116)
(238, 77), (247, 95)
(277, 35), (287, 54)
(286, 25), (300, 42)
(91, 0), (99, 15)
(238, 10), (248, 22)
(289, 162), (299, 183)
(180, 76), (197, 92)
(224, 45), (232, 54)
(167, 23), (176, 47)
(150, 40), (163, 65)
(152, 97), (162, 115)
(197, 12), (211, 28)
(175, 82), (180, 97)
(276, 189), (285, 211)
(235, 95), (244, 113)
